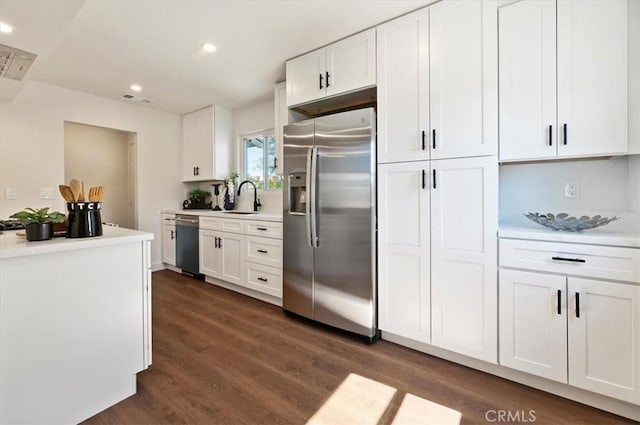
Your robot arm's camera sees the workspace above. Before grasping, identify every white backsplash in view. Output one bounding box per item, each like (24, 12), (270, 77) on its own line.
(500, 156), (636, 222)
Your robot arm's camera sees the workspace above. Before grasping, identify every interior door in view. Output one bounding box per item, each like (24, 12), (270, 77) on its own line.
(282, 120), (315, 318)
(312, 108), (376, 337)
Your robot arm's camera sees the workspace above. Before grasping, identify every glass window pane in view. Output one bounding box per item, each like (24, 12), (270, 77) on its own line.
(265, 135), (283, 189)
(244, 137), (264, 189)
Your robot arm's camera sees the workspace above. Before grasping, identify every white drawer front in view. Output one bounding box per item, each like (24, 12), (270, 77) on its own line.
(161, 213), (176, 223)
(246, 236), (282, 268)
(199, 217), (222, 230)
(245, 263), (282, 298)
(245, 220), (283, 239)
(500, 239), (640, 283)
(200, 217), (245, 234)
(220, 219), (245, 234)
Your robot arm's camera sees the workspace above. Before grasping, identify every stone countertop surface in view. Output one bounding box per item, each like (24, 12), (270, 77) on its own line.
(161, 209), (283, 222)
(499, 212), (640, 248)
(0, 226), (154, 260)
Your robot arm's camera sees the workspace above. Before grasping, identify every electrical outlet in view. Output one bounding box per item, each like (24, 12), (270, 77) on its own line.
(5, 187), (16, 200)
(39, 187), (54, 199)
(564, 181), (580, 198)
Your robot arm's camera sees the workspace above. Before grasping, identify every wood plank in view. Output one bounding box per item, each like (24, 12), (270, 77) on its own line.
(83, 271), (635, 425)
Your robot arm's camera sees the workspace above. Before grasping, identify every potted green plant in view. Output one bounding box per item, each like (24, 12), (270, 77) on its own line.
(187, 188), (211, 204)
(10, 207), (65, 241)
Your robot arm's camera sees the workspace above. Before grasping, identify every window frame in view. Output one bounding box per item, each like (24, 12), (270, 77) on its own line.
(238, 128), (277, 190)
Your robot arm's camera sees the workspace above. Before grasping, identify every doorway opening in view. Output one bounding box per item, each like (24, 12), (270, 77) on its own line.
(64, 122), (137, 229)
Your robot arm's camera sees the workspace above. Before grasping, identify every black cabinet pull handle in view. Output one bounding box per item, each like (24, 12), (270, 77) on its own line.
(563, 123), (567, 145)
(421, 130), (426, 150)
(548, 125), (553, 146)
(552, 256), (586, 263)
(557, 289), (562, 315)
(432, 169), (437, 189)
(274, 157), (278, 169)
(218, 238), (222, 249)
(319, 74), (323, 89)
(256, 227), (268, 231)
(170, 230), (175, 240)
(575, 292), (580, 318)
(257, 277), (268, 282)
(326, 71), (330, 87)
(214, 237), (218, 248)
(432, 129), (436, 149)
(193, 167), (196, 176)
(422, 170), (426, 189)
(257, 249), (268, 254)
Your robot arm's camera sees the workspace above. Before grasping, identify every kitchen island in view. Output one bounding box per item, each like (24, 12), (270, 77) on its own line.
(0, 226), (153, 424)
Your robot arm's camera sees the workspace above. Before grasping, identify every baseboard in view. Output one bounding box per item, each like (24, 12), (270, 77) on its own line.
(381, 332), (640, 422)
(151, 262), (165, 272)
(203, 275), (282, 307)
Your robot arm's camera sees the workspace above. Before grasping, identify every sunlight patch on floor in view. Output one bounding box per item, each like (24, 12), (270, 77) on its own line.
(306, 373), (461, 425)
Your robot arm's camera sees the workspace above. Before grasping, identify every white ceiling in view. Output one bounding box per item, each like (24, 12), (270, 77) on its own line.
(0, 0), (432, 114)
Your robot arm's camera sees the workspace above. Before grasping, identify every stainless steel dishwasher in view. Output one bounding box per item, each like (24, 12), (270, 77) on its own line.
(175, 214), (204, 279)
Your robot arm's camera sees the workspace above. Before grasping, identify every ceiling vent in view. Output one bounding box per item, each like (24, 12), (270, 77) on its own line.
(0, 44), (37, 81)
(121, 93), (153, 104)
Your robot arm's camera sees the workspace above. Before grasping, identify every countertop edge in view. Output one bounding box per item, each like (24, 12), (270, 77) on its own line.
(161, 209), (283, 222)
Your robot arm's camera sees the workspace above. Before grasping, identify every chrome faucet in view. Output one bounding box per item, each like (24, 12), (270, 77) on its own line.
(237, 180), (262, 212)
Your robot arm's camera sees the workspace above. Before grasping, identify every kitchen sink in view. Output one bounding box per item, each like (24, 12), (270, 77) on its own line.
(222, 211), (255, 215)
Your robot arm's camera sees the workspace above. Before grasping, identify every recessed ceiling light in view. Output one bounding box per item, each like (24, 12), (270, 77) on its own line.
(130, 84), (142, 92)
(202, 43), (217, 53)
(0, 22), (13, 33)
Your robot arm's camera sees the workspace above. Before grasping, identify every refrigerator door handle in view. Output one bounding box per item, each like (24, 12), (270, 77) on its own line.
(305, 147), (314, 248)
(310, 147), (319, 247)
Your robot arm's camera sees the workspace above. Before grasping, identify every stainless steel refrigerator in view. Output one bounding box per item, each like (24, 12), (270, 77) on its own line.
(282, 107), (377, 341)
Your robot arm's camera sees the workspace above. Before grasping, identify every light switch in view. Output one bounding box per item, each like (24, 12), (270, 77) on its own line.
(5, 187), (16, 200)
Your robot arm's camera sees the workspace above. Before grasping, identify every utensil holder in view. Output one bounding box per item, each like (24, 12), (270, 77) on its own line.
(66, 202), (103, 238)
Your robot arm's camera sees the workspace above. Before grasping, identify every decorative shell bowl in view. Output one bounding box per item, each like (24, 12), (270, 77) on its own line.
(524, 212), (619, 232)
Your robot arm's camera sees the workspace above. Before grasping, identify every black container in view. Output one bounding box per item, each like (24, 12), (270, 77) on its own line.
(25, 222), (53, 241)
(67, 202), (103, 238)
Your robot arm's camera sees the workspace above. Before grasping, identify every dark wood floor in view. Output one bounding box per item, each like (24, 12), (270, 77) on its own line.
(84, 270), (635, 425)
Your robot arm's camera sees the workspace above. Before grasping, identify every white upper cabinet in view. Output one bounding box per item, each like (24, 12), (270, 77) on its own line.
(377, 8), (430, 164)
(499, 0), (557, 161)
(430, 156), (498, 363)
(182, 106), (232, 182)
(429, 0), (497, 160)
(557, 0), (628, 157)
(499, 0), (628, 161)
(286, 29), (376, 107)
(377, 0), (497, 163)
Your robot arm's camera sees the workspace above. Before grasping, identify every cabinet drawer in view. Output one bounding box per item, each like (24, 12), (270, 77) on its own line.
(500, 239), (640, 283)
(245, 220), (282, 239)
(245, 262), (282, 298)
(246, 236), (282, 268)
(200, 217), (245, 234)
(161, 213), (176, 223)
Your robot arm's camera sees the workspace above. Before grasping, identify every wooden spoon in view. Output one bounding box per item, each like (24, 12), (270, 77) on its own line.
(78, 181), (85, 202)
(69, 179), (81, 202)
(58, 185), (75, 202)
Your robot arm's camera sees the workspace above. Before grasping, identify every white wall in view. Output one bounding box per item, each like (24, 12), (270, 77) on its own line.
(232, 99), (275, 172)
(499, 156), (632, 220)
(0, 81), (183, 268)
(64, 122), (132, 228)
(629, 155), (640, 214)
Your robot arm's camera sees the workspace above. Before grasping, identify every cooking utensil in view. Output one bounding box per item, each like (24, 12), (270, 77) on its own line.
(89, 186), (104, 202)
(58, 185), (75, 202)
(69, 179), (81, 202)
(78, 181), (85, 202)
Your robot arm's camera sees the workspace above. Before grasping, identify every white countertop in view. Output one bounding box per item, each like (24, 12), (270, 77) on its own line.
(0, 226), (154, 260)
(499, 212), (640, 248)
(162, 209), (283, 222)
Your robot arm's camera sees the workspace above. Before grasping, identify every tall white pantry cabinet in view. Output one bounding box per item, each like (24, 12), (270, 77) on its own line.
(377, 0), (499, 363)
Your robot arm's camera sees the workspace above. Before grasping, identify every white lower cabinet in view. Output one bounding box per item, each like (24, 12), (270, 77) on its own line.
(199, 229), (245, 286)
(161, 213), (176, 266)
(378, 156), (498, 362)
(500, 252), (640, 404)
(245, 262), (282, 298)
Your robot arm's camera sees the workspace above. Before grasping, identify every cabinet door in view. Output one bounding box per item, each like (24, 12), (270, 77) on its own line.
(219, 232), (245, 286)
(557, 0), (628, 157)
(377, 8), (429, 164)
(195, 107), (214, 180)
(431, 156), (498, 363)
(273, 81), (287, 174)
(378, 162), (430, 343)
(286, 48), (326, 107)
(182, 111), (198, 181)
(498, 0), (557, 161)
(568, 278), (640, 404)
(430, 0), (497, 159)
(199, 229), (221, 278)
(162, 225), (176, 266)
(325, 28), (376, 98)
(499, 269), (567, 383)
